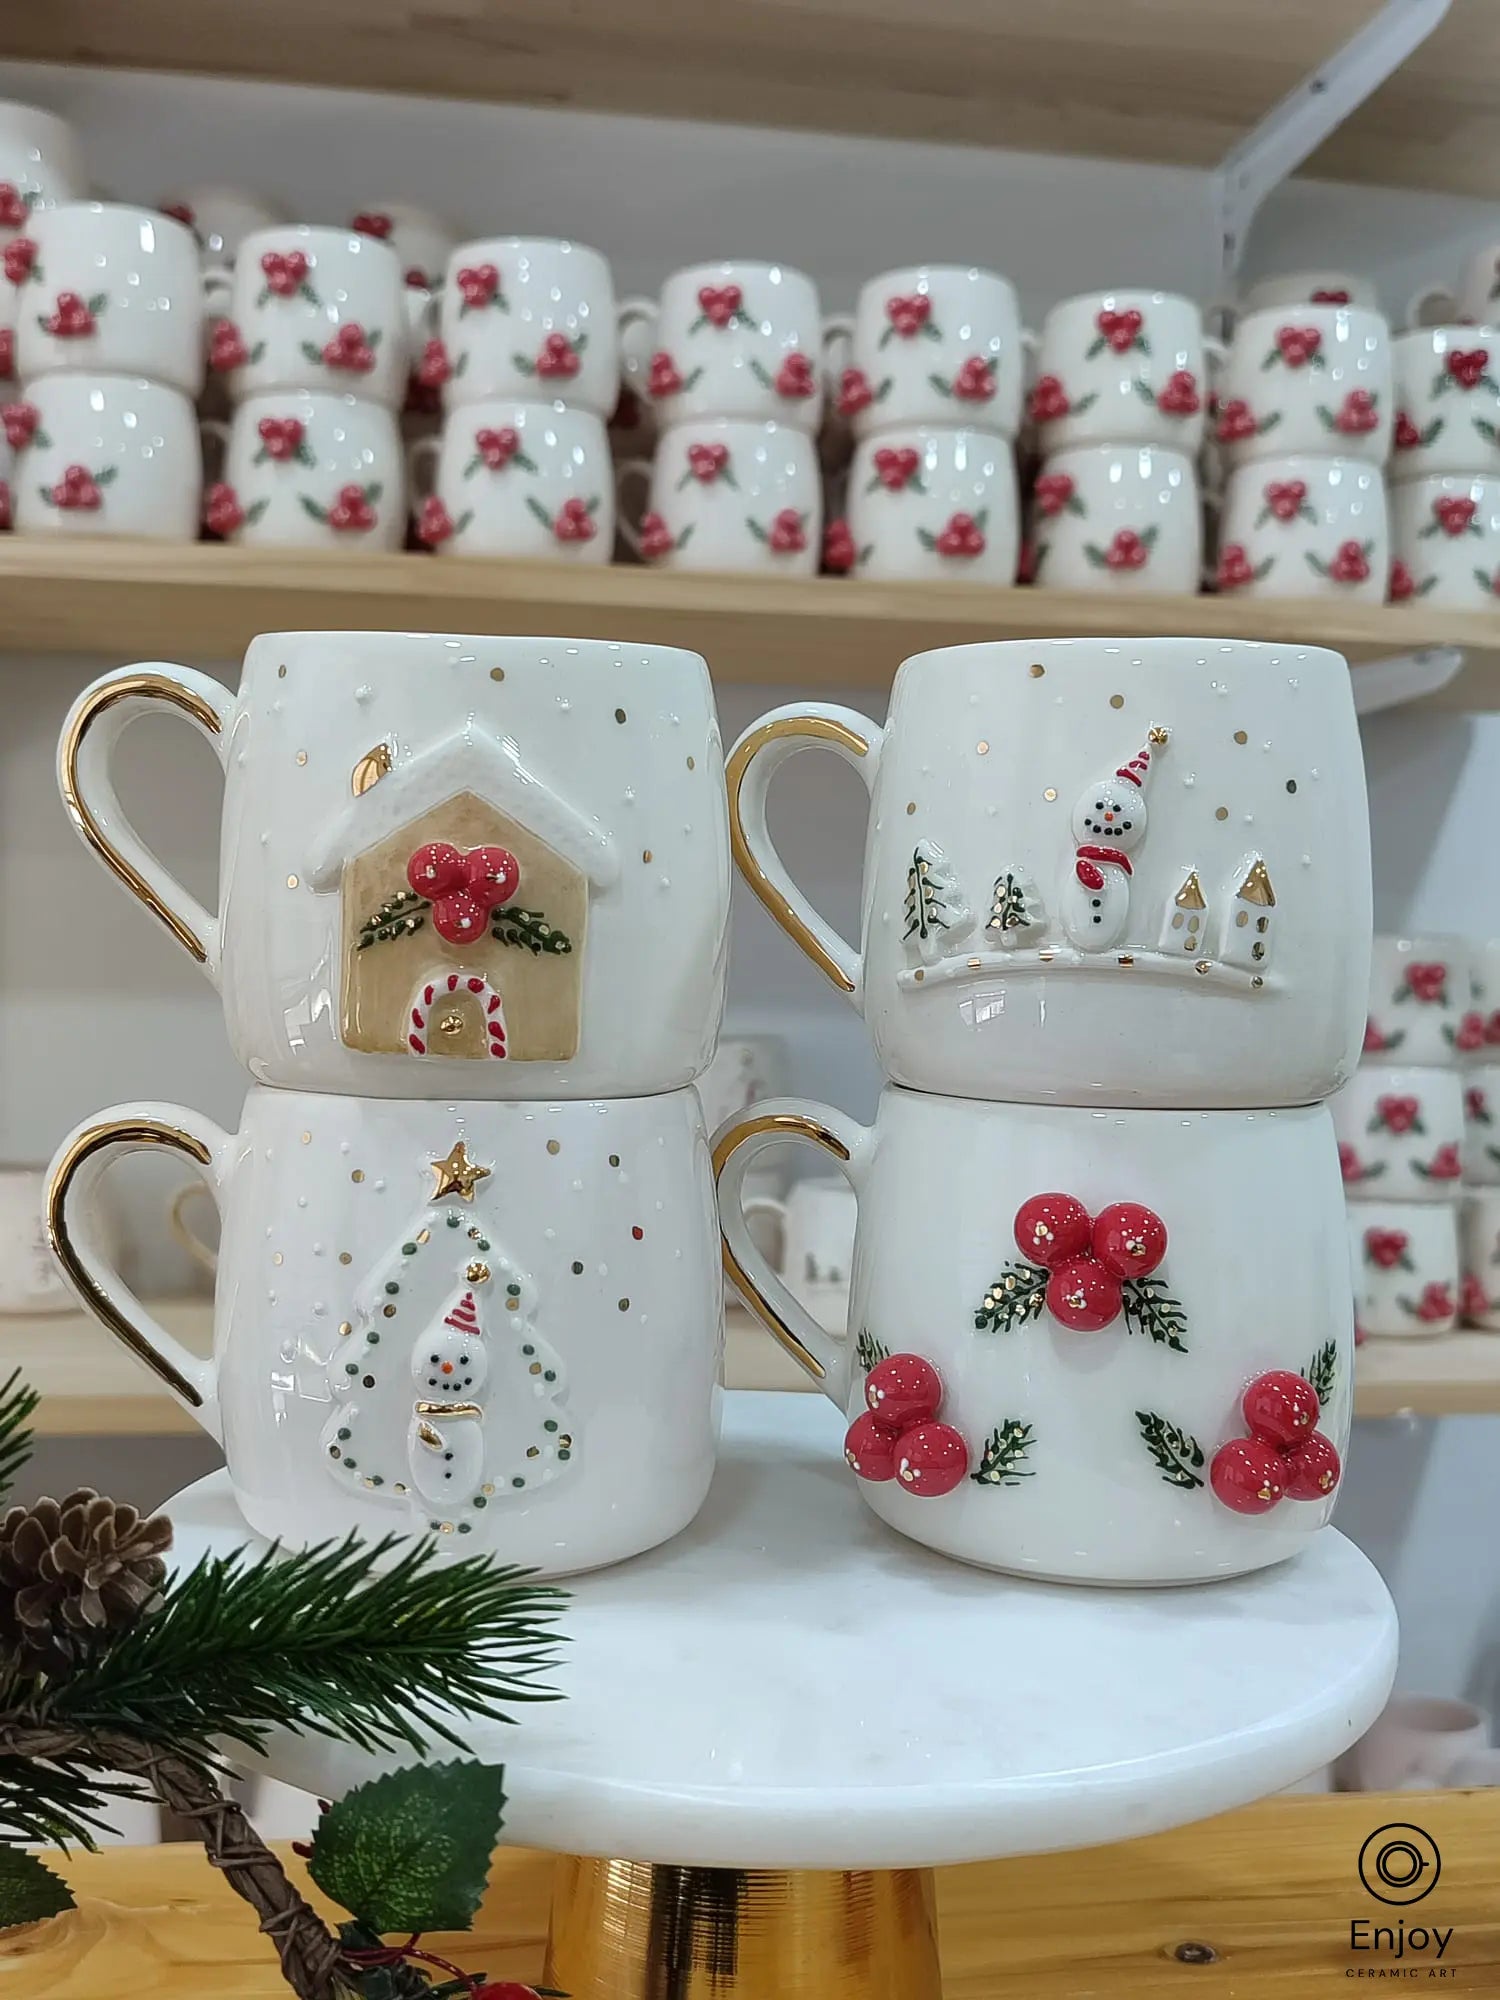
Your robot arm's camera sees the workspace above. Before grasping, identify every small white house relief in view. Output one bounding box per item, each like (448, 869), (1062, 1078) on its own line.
(1220, 856), (1276, 970)
(1159, 870), (1207, 955)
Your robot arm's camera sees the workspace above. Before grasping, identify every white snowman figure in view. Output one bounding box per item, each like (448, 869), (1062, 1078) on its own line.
(407, 1287), (490, 1510)
(1060, 734), (1165, 952)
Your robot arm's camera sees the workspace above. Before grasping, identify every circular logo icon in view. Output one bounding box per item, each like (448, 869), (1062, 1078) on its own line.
(1358, 1823), (1442, 1905)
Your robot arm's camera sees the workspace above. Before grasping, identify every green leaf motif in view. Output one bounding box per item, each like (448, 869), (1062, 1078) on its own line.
(1304, 1340), (1337, 1408)
(0, 1846), (75, 1928)
(855, 1329), (890, 1373)
(492, 906), (572, 955)
(1121, 1276), (1188, 1352)
(1136, 1410), (1205, 1490)
(0, 1368), (39, 1504)
(971, 1418), (1035, 1487)
(974, 1261), (1048, 1332)
(309, 1759), (506, 1935)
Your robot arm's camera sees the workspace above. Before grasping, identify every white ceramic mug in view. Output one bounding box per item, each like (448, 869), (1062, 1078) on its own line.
(1364, 935), (1466, 1066)
(841, 427), (1018, 582)
(1029, 290), (1217, 453)
(695, 1035), (789, 1135)
(745, 1177), (858, 1290)
(1352, 1697), (1493, 1790)
(410, 399), (612, 561)
(1212, 456), (1388, 603)
(48, 1087), (723, 1576)
(830, 264), (1029, 441)
(0, 100), (84, 241)
(1465, 1067), (1500, 1186)
(623, 260), (828, 434)
(157, 187), (288, 269)
(205, 225), (408, 410)
(1240, 272), (1378, 314)
(426, 237), (618, 420)
(715, 1089), (1351, 1583)
(1391, 327), (1500, 482)
(727, 637), (1370, 1109)
(0, 1165), (120, 1316)
(11, 374), (200, 541)
(1215, 306), (1391, 466)
(1030, 445), (1200, 593)
(14, 202), (206, 396)
(1461, 1189), (1500, 1328)
(0, 428), (13, 527)
(1350, 1202), (1459, 1338)
(348, 201), (455, 294)
(618, 419), (820, 575)
(201, 390), (404, 550)
(1470, 939), (1500, 1056)
(60, 632), (729, 1099)
(1331, 1066), (1465, 1202)
(1408, 247), (1500, 330)
(1390, 474), (1500, 608)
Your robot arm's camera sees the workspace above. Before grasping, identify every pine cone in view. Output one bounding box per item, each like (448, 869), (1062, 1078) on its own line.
(0, 1489), (172, 1674)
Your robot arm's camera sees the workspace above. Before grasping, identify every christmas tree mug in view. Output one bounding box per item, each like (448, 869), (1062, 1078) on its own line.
(1214, 305), (1392, 467)
(842, 427), (1020, 583)
(60, 631), (729, 1098)
(1212, 455), (1388, 603)
(201, 390), (405, 550)
(1460, 1190), (1500, 1328)
(1390, 326), (1500, 484)
(1030, 289), (1220, 454)
(1330, 1064), (1466, 1202)
(1030, 444), (1201, 593)
(1363, 935), (1467, 1066)
(714, 1087), (1353, 1584)
(1391, 473), (1500, 607)
(47, 1087), (724, 1574)
(1349, 1201), (1459, 1338)
(12, 373), (201, 541)
(727, 637), (1370, 1108)
(409, 398), (613, 561)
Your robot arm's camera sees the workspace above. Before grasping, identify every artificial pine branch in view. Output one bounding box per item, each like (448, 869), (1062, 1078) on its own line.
(0, 1372), (38, 1507)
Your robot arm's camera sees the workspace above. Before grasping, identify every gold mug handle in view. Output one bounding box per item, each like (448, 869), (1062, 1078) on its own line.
(59, 666), (234, 969)
(712, 1098), (872, 1411)
(47, 1105), (228, 1434)
(725, 705), (882, 999)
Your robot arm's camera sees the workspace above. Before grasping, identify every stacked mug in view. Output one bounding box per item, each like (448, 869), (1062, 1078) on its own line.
(0, 98), (85, 521)
(1027, 289), (1216, 594)
(200, 224), (410, 548)
(409, 237), (620, 561)
(716, 637), (1371, 1584)
(1388, 323), (1500, 608)
(1461, 941), (1500, 1330)
(49, 633), (733, 1578)
(1340, 938), (1468, 1338)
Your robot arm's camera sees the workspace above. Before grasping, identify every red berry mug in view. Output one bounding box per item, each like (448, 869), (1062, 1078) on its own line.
(843, 427), (1019, 582)
(201, 389), (404, 551)
(1331, 1064), (1466, 1204)
(12, 373), (201, 541)
(1215, 305), (1392, 468)
(1212, 454), (1387, 604)
(1030, 289), (1221, 455)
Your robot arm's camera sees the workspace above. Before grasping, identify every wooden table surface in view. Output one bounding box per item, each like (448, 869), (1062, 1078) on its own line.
(10, 1790), (1497, 1995)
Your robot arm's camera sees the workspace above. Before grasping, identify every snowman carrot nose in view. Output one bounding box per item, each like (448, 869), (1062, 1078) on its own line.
(441, 1361), (454, 1374)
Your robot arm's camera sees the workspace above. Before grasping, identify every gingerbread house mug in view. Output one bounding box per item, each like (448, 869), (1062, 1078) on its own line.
(727, 638), (1370, 1108)
(715, 1088), (1352, 1583)
(60, 632), (729, 1098)
(48, 1088), (723, 1575)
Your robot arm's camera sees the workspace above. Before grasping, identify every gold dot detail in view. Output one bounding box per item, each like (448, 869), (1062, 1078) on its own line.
(547, 1138), (561, 1155)
(1044, 787), (1058, 801)
(277, 664), (287, 678)
(1286, 779), (1298, 794)
(1030, 663), (1045, 678)
(382, 1302), (397, 1318)
(295, 750), (307, 766)
(976, 740), (989, 755)
(609, 1154), (620, 1167)
(467, 1260), (491, 1283)
(618, 1298), (630, 1312)
(351, 1169), (365, 1183)
(506, 1296), (519, 1310)
(272, 1251), (283, 1266)
(1215, 807), (1229, 821)
(490, 667), (505, 681)
(642, 848), (653, 863)
(339, 1321), (352, 1336)
(906, 801), (916, 816)
(1234, 730), (1248, 745)
(614, 707), (627, 723)
(1109, 694), (1124, 709)
(300, 1132), (311, 1145)
(913, 968), (925, 982)
(686, 755), (696, 770)
(339, 1251), (352, 1265)
(286, 874), (299, 889)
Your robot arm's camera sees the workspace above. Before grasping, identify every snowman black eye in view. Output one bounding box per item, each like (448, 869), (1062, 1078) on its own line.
(1094, 800), (1103, 810)
(430, 1354), (439, 1364)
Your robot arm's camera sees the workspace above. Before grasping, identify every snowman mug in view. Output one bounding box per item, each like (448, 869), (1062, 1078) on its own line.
(727, 638), (1370, 1109)
(60, 632), (729, 1100)
(47, 1087), (723, 1575)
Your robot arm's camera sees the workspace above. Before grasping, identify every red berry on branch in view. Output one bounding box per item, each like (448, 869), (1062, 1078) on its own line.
(864, 1352), (942, 1429)
(1090, 1202), (1167, 1279)
(837, 367), (874, 416)
(432, 891), (487, 943)
(1013, 1192), (1092, 1268)
(1046, 1257), (1123, 1332)
(416, 496), (456, 546)
(407, 841), (466, 897)
(464, 844), (520, 909)
(1241, 1370), (1320, 1449)
(1209, 1437), (1286, 1514)
(1283, 1433), (1341, 1502)
(895, 1421), (969, 1496)
(843, 1411), (900, 1482)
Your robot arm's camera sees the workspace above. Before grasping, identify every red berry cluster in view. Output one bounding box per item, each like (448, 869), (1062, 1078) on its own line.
(50, 462), (102, 511)
(260, 249), (310, 297)
(1157, 368), (1200, 415)
(934, 510), (985, 558)
(648, 351), (685, 398)
(1033, 471), (1076, 516)
(1096, 307), (1144, 353)
(844, 1354), (968, 1497)
(45, 290), (96, 338)
(836, 366), (875, 415)
(533, 330), (581, 380)
(1275, 324), (1322, 368)
(949, 355), (996, 400)
(202, 481), (245, 537)
(257, 415), (305, 462)
(2, 236), (36, 285)
(1209, 1371), (1340, 1515)
(1029, 374), (1072, 424)
(209, 318), (251, 372)
(776, 352), (816, 399)
(322, 322), (377, 374)
(457, 263), (502, 311)
(475, 425), (520, 470)
(407, 841), (521, 944)
(1012, 1190), (1167, 1331)
(416, 337), (452, 388)
(873, 445), (921, 491)
(885, 293), (932, 339)
(698, 283), (743, 328)
(2, 400), (40, 449)
(688, 441), (730, 483)
(821, 517), (857, 572)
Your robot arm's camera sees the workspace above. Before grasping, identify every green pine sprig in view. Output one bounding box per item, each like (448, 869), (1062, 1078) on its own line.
(1121, 1277), (1189, 1353)
(1304, 1339), (1338, 1408)
(854, 1329), (889, 1373)
(0, 1369), (38, 1506)
(974, 1262), (1048, 1332)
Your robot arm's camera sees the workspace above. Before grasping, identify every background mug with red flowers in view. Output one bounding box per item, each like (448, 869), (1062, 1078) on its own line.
(1029, 442), (1200, 593)
(715, 1086), (1353, 1583)
(0, 100), (83, 246)
(11, 372), (199, 541)
(409, 397), (612, 564)
(1390, 326), (1500, 483)
(1460, 1191), (1500, 1330)
(1215, 304), (1392, 468)
(1029, 289), (1221, 454)
(1331, 1065), (1466, 1204)
(427, 234), (619, 422)
(1407, 244), (1500, 331)
(1467, 940), (1500, 1065)
(154, 185), (288, 271)
(1365, 935), (1467, 1067)
(204, 223), (408, 411)
(620, 259), (832, 436)
(16, 200), (208, 396)
(1463, 1066), (1500, 1186)
(1239, 271), (1380, 315)
(200, 389), (404, 551)
(345, 199), (455, 341)
(1211, 455), (1387, 604)
(826, 263), (1032, 442)
(616, 417), (819, 576)
(1351, 1202), (1460, 1338)
(1391, 473), (1500, 608)
(840, 426), (1019, 583)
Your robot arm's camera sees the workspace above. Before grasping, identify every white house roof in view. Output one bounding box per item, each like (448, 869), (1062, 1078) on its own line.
(306, 727), (620, 893)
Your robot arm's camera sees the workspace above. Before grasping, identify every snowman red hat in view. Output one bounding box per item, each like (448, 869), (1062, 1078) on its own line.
(1114, 743), (1156, 788)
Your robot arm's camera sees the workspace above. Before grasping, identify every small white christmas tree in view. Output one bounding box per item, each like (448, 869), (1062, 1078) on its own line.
(985, 869), (1046, 946)
(902, 840), (971, 963)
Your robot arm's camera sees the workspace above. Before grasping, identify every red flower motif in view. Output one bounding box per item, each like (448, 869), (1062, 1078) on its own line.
(1311, 288), (1351, 305)
(1434, 494), (1478, 537)
(1, 401), (38, 450)
(552, 496), (597, 544)
(326, 482), (377, 532)
(951, 354), (996, 401)
(1332, 388), (1379, 435)
(1394, 410), (1422, 452)
(1097, 307), (1144, 353)
(202, 481), (245, 538)
(885, 293), (932, 338)
(456, 263), (501, 310)
(1447, 347), (1490, 389)
(1157, 368), (1200, 415)
(647, 350), (685, 398)
(872, 445), (921, 492)
(350, 211), (392, 239)
(0, 329), (12, 382)
(1215, 542), (1256, 591)
(1488, 1012), (1500, 1045)
(687, 441), (730, 484)
(50, 463), (102, 511)
(1215, 397), (1260, 442)
(416, 496), (457, 546)
(1327, 538), (1370, 583)
(1415, 1281), (1456, 1324)
(160, 201), (195, 228)
(2, 236), (36, 286)
(1105, 528), (1150, 570)
(1338, 1142), (1362, 1183)
(1276, 324), (1322, 368)
(256, 416), (305, 462)
(638, 510), (675, 561)
(1467, 1084), (1490, 1121)
(1366, 1227), (1410, 1270)
(0, 183), (27, 229)
(697, 283), (743, 329)
(1363, 1018), (1388, 1054)
(1389, 558), (1417, 602)
(208, 318), (251, 372)
(260, 249), (310, 297)
(1028, 374), (1071, 425)
(534, 330), (581, 380)
(822, 516), (857, 573)
(415, 337), (452, 389)
(475, 426), (520, 470)
(1455, 1011), (1486, 1052)
(775, 352), (816, 399)
(1406, 961), (1448, 1003)
(1033, 471), (1077, 517)
(1264, 478), (1308, 521)
(1462, 1273), (1492, 1321)
(1375, 1094), (1420, 1135)
(767, 507), (806, 554)
(322, 322), (377, 373)
(44, 291), (96, 338)
(935, 511), (986, 558)
(1422, 1141), (1463, 1181)
(404, 266), (431, 290)
(837, 367), (875, 416)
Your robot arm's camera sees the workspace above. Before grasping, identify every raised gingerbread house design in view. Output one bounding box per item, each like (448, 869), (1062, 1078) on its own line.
(307, 728), (618, 1063)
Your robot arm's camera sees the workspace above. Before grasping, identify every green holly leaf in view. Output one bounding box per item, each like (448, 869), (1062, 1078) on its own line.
(0, 1847), (75, 1928)
(308, 1759), (507, 1935)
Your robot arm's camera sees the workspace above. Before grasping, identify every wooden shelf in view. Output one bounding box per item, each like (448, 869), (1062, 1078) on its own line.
(0, 539), (1495, 703)
(1350, 1329), (1500, 1419)
(5, 2), (1500, 198)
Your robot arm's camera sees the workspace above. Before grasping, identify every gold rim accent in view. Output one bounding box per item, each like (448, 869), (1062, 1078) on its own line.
(712, 1112), (852, 1384)
(46, 1119), (212, 1407)
(725, 715), (868, 994)
(59, 673), (224, 964)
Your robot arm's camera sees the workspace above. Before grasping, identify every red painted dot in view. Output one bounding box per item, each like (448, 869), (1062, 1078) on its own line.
(632, 1225), (644, 1240)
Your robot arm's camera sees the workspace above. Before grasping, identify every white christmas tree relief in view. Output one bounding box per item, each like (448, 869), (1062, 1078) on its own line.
(985, 870), (1046, 946)
(319, 1196), (573, 1540)
(902, 841), (971, 964)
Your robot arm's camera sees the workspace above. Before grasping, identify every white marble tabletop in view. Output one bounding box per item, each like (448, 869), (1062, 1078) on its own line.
(168, 1391), (1397, 1868)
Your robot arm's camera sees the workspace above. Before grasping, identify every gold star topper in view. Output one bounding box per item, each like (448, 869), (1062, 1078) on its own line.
(1148, 725), (1170, 746)
(430, 1140), (491, 1202)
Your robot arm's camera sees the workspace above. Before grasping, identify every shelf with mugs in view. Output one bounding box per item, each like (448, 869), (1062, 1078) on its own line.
(0, 537), (1496, 704)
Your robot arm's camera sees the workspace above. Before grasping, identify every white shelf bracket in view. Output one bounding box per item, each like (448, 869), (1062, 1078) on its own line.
(1350, 645), (1465, 716)
(1213, 0), (1452, 275)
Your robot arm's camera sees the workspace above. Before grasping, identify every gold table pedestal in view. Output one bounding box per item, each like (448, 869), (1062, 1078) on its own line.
(545, 1856), (942, 1999)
